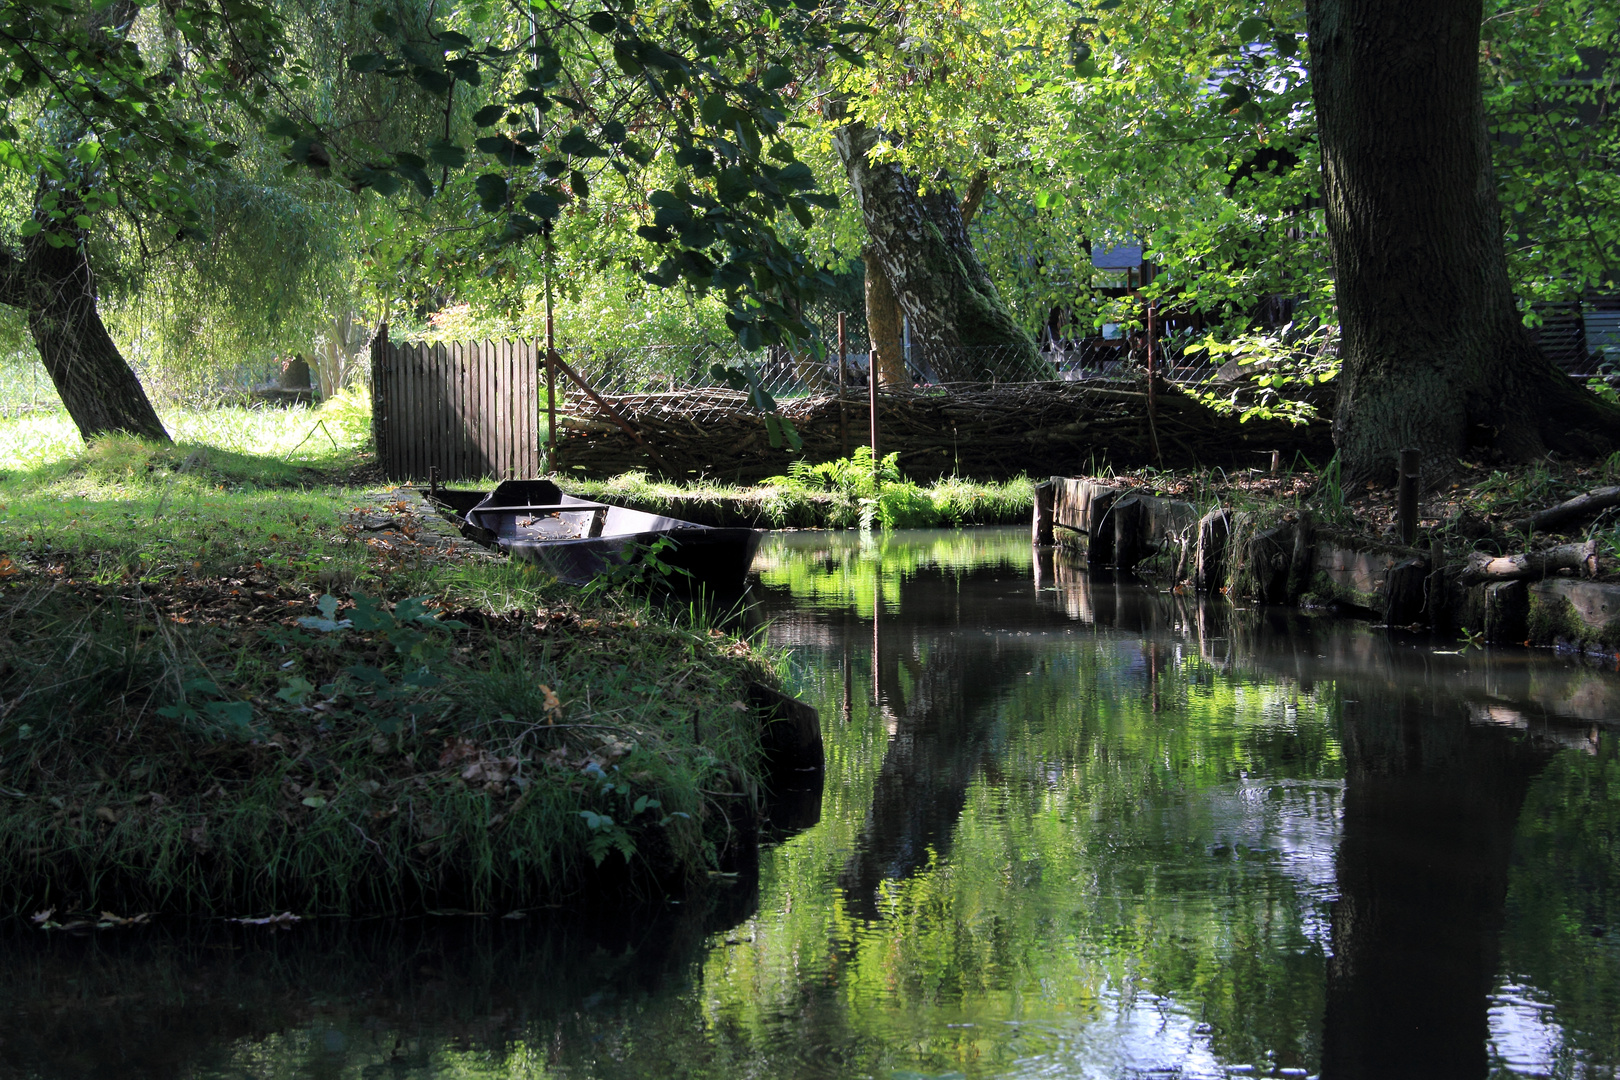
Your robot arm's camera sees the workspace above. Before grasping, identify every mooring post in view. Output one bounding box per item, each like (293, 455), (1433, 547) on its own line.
(837, 312), (848, 457)
(869, 349), (880, 476)
(1397, 447), (1421, 544)
(1032, 479), (1055, 546)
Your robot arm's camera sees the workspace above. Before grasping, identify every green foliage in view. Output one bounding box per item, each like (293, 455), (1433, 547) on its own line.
(1483, 2), (1620, 306)
(1188, 322), (1338, 426)
(293, 0), (869, 353)
(580, 535), (694, 598)
(762, 448), (1036, 531)
(0, 0), (280, 243)
(709, 361), (802, 450)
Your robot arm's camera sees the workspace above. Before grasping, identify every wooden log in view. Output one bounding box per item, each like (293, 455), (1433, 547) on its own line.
(1287, 512), (1314, 603)
(1111, 495), (1149, 570)
(1457, 540), (1598, 584)
(1195, 509), (1230, 594)
(1248, 522), (1296, 604)
(1483, 579), (1529, 644)
(1396, 447), (1420, 544)
(1384, 556), (1429, 626)
(1508, 485), (1620, 534)
(1427, 539), (1448, 632)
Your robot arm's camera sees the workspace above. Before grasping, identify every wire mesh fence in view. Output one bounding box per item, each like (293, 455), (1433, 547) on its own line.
(0, 357), (59, 417)
(551, 338), (1222, 428)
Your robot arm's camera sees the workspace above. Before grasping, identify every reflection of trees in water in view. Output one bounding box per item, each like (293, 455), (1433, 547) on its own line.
(0, 900), (752, 1080)
(787, 544), (1615, 1076)
(1321, 686), (1555, 1077)
(837, 620), (1038, 919)
(1501, 739), (1620, 1072)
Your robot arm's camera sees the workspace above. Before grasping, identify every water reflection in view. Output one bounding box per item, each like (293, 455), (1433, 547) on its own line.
(0, 528), (1615, 1079)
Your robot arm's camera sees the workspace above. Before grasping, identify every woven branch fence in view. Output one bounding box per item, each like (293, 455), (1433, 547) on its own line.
(555, 380), (1332, 483)
(370, 332), (1332, 483)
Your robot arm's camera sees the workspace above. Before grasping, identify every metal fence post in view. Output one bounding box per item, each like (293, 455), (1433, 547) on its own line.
(1146, 300), (1161, 463)
(837, 312), (848, 457)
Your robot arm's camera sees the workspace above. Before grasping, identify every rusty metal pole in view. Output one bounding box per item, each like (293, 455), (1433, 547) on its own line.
(1398, 448), (1421, 544)
(543, 229), (558, 468)
(869, 348), (880, 477)
(837, 312), (848, 457)
(1145, 300), (1161, 463)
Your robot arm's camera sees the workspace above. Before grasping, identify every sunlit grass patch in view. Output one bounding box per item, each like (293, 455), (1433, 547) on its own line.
(0, 388), (373, 476)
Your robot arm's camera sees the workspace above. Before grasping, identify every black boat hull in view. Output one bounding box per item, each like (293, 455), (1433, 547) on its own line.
(506, 526), (766, 592)
(425, 481), (766, 594)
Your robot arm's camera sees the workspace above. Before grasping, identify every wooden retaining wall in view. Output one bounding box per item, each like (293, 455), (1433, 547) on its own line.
(371, 332), (542, 481)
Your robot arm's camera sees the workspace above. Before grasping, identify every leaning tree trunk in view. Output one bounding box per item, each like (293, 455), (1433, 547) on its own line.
(1308, 0), (1618, 486)
(833, 121), (1040, 383)
(0, 0), (172, 444)
(0, 229), (169, 443)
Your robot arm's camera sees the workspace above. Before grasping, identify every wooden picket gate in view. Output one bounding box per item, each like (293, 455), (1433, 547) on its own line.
(371, 330), (542, 482)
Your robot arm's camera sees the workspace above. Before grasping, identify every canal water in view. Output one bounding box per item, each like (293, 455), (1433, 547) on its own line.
(3, 528), (1617, 1078)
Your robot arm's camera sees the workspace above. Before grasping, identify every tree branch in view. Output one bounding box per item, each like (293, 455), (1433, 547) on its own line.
(1457, 540), (1598, 584)
(1509, 486), (1620, 534)
(959, 169), (989, 225)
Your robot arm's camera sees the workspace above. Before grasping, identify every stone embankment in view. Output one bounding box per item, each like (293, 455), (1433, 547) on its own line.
(1034, 477), (1620, 656)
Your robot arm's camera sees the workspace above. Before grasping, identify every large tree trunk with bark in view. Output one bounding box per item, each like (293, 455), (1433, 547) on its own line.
(862, 247), (908, 387)
(1308, 0), (1618, 486)
(833, 121), (1041, 383)
(0, 230), (169, 443)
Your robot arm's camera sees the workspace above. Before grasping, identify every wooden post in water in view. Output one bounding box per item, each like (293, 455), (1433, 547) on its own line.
(869, 348), (880, 476)
(871, 578), (881, 706)
(1032, 479), (1055, 546)
(1398, 447), (1421, 544)
(837, 313), (848, 457)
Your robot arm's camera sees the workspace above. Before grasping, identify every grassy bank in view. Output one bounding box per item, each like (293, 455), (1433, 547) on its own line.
(562, 451), (1035, 530)
(0, 400), (774, 917)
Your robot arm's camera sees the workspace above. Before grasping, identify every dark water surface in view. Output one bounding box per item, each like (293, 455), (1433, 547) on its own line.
(5, 528), (1618, 1079)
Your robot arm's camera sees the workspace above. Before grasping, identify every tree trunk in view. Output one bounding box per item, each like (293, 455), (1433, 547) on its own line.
(1307, 0), (1618, 486)
(833, 121), (1041, 383)
(0, 232), (169, 444)
(862, 247), (908, 387)
(0, 0), (171, 444)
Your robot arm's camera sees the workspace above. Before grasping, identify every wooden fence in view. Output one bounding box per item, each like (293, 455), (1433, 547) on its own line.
(371, 331), (542, 481)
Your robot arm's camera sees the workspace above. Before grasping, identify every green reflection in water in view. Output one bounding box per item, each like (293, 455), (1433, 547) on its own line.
(752, 528), (1032, 617)
(1492, 740), (1620, 1077)
(703, 528), (1344, 1077)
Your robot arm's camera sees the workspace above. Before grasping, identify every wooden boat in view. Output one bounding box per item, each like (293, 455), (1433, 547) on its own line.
(425, 479), (765, 593)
